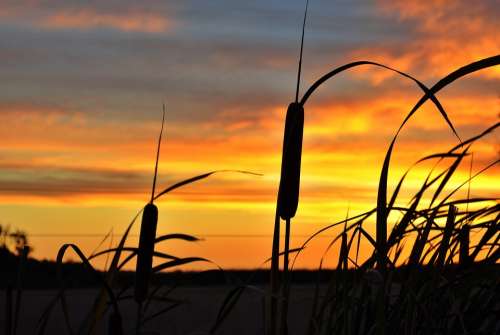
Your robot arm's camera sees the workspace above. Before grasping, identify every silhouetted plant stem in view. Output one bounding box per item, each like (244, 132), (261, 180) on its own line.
(269, 209), (281, 335)
(134, 106), (165, 335)
(280, 218), (292, 335)
(271, 2), (309, 334)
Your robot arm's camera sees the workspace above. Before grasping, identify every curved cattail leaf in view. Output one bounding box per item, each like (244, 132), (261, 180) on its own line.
(134, 203), (158, 303)
(153, 170), (261, 201)
(118, 251), (178, 272)
(277, 102), (305, 220)
(152, 257), (210, 273)
(263, 247), (305, 264)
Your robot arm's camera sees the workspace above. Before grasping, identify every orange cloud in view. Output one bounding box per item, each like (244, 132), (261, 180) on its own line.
(40, 9), (173, 33)
(0, 3), (174, 33)
(351, 0), (500, 81)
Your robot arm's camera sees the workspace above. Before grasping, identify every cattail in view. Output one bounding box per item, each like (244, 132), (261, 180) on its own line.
(277, 102), (304, 220)
(134, 203), (158, 303)
(134, 106), (165, 304)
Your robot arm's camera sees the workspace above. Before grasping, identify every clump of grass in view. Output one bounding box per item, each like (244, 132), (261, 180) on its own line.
(267, 4), (499, 332)
(270, 1), (498, 334)
(35, 104), (260, 334)
(288, 120), (498, 335)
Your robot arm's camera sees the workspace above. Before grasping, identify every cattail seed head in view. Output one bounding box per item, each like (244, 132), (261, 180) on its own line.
(278, 102), (304, 220)
(134, 202), (158, 303)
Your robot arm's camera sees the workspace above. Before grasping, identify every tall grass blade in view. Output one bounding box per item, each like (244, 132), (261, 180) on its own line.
(269, 209), (280, 335)
(429, 147), (469, 207)
(470, 222), (498, 261)
(280, 218), (292, 335)
(291, 209), (375, 269)
(295, 0), (309, 103)
(84, 210), (141, 334)
(89, 247), (179, 262)
(435, 205), (457, 268)
(151, 104), (166, 202)
(89, 228), (113, 259)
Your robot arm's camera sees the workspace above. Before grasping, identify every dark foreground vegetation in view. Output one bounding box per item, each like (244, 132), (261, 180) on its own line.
(2, 246), (499, 334)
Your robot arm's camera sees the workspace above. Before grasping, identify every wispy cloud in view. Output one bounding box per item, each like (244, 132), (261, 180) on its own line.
(40, 10), (172, 33)
(0, 1), (175, 33)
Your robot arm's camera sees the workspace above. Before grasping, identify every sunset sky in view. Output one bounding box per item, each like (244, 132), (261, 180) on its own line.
(0, 0), (498, 270)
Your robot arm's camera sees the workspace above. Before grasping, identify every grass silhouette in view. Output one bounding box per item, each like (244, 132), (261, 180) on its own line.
(3, 3), (498, 334)
(5, 55), (497, 334)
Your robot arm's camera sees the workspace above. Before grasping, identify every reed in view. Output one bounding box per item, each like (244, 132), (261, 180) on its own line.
(133, 106), (165, 335)
(271, 0), (308, 332)
(271, 1), (499, 333)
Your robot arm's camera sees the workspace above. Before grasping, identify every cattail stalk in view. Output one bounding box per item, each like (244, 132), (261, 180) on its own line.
(271, 2), (309, 335)
(134, 105), (165, 332)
